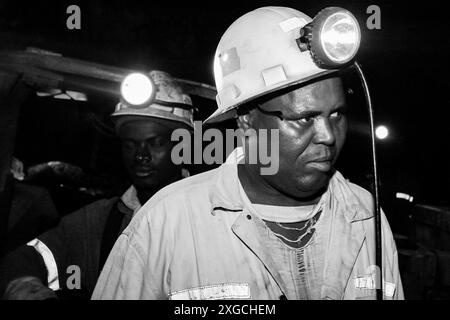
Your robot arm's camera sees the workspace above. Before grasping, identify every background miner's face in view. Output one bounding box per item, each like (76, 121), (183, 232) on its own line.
(242, 77), (348, 198)
(118, 118), (180, 191)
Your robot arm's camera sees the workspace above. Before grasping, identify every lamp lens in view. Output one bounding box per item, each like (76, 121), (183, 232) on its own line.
(376, 125), (389, 140)
(320, 12), (360, 63)
(121, 73), (154, 105)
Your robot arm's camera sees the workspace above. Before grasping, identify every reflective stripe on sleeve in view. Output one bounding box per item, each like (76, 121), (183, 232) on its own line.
(26, 238), (60, 291)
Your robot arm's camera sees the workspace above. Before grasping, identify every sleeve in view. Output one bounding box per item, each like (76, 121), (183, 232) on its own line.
(39, 198), (115, 288)
(0, 212), (76, 294)
(0, 204), (79, 295)
(92, 201), (172, 300)
(91, 234), (152, 299)
(381, 209), (405, 300)
(34, 208), (84, 291)
(390, 246), (404, 300)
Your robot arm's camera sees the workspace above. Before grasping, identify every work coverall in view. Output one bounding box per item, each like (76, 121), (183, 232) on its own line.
(93, 148), (404, 300)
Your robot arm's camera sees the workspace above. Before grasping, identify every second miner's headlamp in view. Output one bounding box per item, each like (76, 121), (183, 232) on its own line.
(119, 72), (197, 112)
(120, 72), (156, 108)
(297, 7), (361, 69)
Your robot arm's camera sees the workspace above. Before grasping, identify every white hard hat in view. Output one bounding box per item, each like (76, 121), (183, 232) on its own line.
(112, 70), (194, 129)
(206, 6), (339, 124)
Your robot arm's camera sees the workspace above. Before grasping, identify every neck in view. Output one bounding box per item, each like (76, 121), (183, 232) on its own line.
(237, 164), (324, 206)
(136, 188), (156, 205)
(135, 170), (184, 205)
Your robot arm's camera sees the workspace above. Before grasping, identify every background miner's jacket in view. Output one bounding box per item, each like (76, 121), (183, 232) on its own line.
(5, 182), (60, 254)
(0, 196), (134, 299)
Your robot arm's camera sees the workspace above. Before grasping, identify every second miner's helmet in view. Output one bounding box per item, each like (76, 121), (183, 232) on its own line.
(112, 70), (195, 129)
(206, 6), (360, 124)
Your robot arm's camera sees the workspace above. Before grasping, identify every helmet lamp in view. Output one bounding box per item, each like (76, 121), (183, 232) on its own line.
(298, 7), (361, 68)
(120, 72), (155, 107)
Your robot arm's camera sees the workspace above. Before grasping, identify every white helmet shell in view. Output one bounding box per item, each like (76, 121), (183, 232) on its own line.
(206, 6), (338, 124)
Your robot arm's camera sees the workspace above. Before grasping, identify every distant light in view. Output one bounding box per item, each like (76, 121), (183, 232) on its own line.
(37, 90), (88, 101)
(65, 91), (88, 101)
(121, 73), (154, 106)
(375, 125), (389, 140)
(396, 192), (414, 203)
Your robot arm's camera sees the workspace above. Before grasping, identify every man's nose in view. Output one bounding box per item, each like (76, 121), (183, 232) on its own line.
(313, 118), (335, 145)
(135, 143), (152, 163)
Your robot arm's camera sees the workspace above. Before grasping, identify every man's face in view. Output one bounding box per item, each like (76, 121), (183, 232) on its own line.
(245, 77), (348, 199)
(118, 118), (180, 191)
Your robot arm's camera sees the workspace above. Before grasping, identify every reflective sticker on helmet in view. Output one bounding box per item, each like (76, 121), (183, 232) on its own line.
(279, 17), (308, 32)
(217, 84), (241, 107)
(219, 47), (240, 77)
(182, 94), (193, 106)
(261, 65), (287, 87)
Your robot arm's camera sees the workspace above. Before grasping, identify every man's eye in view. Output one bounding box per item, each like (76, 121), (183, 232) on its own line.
(330, 111), (344, 120)
(150, 137), (168, 148)
(298, 116), (314, 125)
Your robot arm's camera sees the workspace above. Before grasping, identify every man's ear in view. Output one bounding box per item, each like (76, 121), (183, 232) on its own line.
(236, 114), (249, 130)
(236, 109), (255, 130)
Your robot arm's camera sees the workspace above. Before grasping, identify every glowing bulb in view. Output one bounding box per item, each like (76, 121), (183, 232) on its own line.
(121, 73), (154, 106)
(320, 11), (361, 63)
(376, 125), (389, 140)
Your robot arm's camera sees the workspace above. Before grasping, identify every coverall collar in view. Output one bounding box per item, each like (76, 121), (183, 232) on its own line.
(118, 185), (142, 217)
(208, 147), (373, 223)
(118, 168), (189, 217)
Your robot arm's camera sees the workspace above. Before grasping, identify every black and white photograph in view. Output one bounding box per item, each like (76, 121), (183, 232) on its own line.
(0, 0), (448, 307)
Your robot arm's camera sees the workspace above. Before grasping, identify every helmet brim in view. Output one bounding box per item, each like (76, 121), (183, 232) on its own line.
(204, 69), (339, 125)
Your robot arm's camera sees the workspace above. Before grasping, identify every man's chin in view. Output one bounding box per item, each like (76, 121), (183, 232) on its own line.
(133, 177), (160, 191)
(294, 172), (332, 196)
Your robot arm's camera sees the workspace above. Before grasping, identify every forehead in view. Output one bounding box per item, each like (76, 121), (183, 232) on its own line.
(263, 77), (345, 113)
(118, 119), (171, 139)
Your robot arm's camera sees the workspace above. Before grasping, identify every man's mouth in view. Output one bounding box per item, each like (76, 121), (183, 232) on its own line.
(306, 155), (334, 172)
(307, 160), (332, 172)
(134, 168), (156, 178)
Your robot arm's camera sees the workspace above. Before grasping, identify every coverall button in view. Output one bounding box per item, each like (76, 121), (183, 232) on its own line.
(246, 214), (252, 220)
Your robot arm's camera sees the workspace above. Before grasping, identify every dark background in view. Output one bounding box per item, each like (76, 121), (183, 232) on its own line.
(1, 0), (449, 207)
(1, 0), (450, 300)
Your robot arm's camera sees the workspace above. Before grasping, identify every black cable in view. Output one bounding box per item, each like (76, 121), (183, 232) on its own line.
(354, 61), (383, 300)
